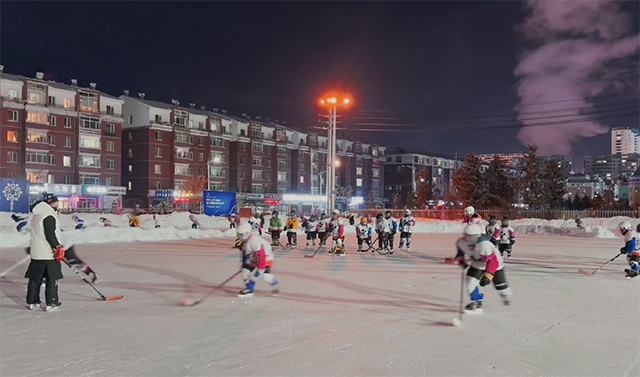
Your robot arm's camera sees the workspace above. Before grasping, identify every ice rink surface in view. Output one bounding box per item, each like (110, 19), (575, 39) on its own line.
(1, 233), (639, 377)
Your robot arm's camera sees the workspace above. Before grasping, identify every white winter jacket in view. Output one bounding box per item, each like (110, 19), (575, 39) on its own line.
(29, 202), (62, 260)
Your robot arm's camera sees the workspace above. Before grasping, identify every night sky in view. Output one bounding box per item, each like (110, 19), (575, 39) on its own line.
(2, 1), (638, 170)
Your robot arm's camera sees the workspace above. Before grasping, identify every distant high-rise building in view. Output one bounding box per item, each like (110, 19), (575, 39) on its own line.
(611, 127), (640, 154)
(583, 153), (640, 180)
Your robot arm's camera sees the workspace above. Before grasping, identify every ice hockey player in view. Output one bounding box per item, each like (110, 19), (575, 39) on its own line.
(25, 193), (65, 311)
(486, 216), (500, 246)
(99, 217), (113, 227)
(128, 214), (140, 228)
(375, 213), (391, 253)
(618, 221), (640, 278)
(236, 223), (279, 296)
(453, 224), (512, 313)
(385, 211), (398, 251)
(285, 210), (299, 247)
(356, 216), (373, 252)
(249, 211), (263, 235)
(268, 211), (283, 246)
(399, 209), (416, 251)
(498, 217), (516, 257)
(189, 214), (200, 230)
(304, 214), (319, 246)
(72, 215), (85, 230)
(60, 231), (98, 283)
(463, 206), (484, 228)
(11, 213), (29, 233)
(329, 209), (345, 255)
(575, 216), (584, 229)
(317, 212), (330, 246)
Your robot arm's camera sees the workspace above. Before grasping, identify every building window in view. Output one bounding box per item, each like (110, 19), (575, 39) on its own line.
(8, 89), (18, 99)
(8, 110), (18, 122)
(9, 152), (18, 162)
(106, 177), (115, 186)
(80, 174), (100, 185)
(64, 175), (71, 184)
(240, 143), (247, 151)
(277, 186), (287, 194)
(79, 92), (99, 112)
(189, 167), (193, 176)
(252, 143), (263, 153)
(128, 165), (133, 173)
(79, 155), (101, 167)
(106, 141), (115, 152)
(356, 178), (363, 187)
(155, 181), (161, 190)
(175, 132), (189, 143)
(80, 117), (100, 130)
(174, 110), (187, 127)
(267, 160), (272, 168)
(27, 129), (48, 144)
(106, 105), (114, 115)
(64, 99), (71, 109)
(106, 160), (115, 169)
(155, 148), (162, 157)
(252, 170), (263, 180)
(26, 150), (49, 164)
(198, 167), (204, 176)
(48, 174), (55, 183)
(106, 123), (116, 134)
(253, 157), (263, 166)
(63, 156), (71, 167)
(199, 153), (204, 161)
(199, 137), (204, 146)
(189, 152), (193, 161)
(175, 164), (189, 175)
(155, 114), (162, 123)
(278, 146), (287, 155)
(278, 159), (287, 169)
(210, 167), (225, 178)
(80, 135), (101, 149)
(252, 184), (263, 194)
(211, 137), (224, 148)
(65, 118), (71, 128)
(240, 157), (246, 165)
(27, 111), (48, 124)
(7, 131), (18, 143)
(63, 136), (72, 148)
(129, 115), (133, 124)
(49, 115), (56, 126)
(240, 171), (246, 179)
(277, 172), (287, 182)
(154, 164), (162, 174)
(48, 135), (56, 146)
(356, 167), (363, 175)
(27, 82), (46, 104)
(155, 131), (162, 141)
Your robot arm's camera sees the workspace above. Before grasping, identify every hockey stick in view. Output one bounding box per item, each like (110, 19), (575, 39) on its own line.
(452, 266), (466, 327)
(181, 269), (242, 307)
(0, 255), (30, 278)
(578, 253), (623, 276)
(62, 259), (123, 301)
(304, 244), (324, 258)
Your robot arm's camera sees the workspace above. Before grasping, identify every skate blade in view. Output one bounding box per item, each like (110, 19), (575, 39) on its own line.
(237, 293), (254, 298)
(464, 308), (483, 315)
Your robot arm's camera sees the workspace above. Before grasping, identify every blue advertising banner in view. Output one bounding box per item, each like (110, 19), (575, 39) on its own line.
(1, 178), (30, 213)
(203, 191), (237, 217)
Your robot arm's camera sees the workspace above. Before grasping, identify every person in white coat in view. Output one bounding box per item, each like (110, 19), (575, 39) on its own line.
(25, 193), (65, 311)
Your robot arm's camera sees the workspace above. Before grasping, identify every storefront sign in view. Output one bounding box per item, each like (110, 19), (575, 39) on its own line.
(245, 193), (264, 200)
(106, 186), (127, 195)
(203, 191), (237, 217)
(1, 178), (30, 213)
(155, 189), (174, 198)
(30, 183), (80, 196)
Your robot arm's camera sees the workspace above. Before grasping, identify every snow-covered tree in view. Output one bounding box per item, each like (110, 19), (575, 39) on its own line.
(415, 169), (431, 208)
(452, 153), (484, 206)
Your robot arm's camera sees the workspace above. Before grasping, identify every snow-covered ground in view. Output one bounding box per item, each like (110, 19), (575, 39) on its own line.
(1, 213), (639, 376)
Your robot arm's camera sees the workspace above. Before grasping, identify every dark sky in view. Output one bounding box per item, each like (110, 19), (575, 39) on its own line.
(2, 1), (638, 169)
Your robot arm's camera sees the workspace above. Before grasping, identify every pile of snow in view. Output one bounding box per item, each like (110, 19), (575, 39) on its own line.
(0, 211), (626, 249)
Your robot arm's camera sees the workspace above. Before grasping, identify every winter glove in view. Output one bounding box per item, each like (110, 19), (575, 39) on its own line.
(620, 247), (628, 254)
(510, 240), (516, 245)
(454, 250), (467, 268)
(53, 246), (65, 261)
(254, 269), (264, 278)
(479, 272), (494, 287)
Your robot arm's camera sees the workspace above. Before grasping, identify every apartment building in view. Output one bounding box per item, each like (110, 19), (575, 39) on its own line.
(583, 153), (640, 181)
(0, 68), (125, 210)
(611, 127), (640, 154)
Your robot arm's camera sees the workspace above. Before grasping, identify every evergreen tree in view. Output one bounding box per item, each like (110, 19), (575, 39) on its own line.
(541, 162), (566, 209)
(522, 145), (545, 209)
(580, 194), (592, 209)
(483, 154), (513, 208)
(452, 153), (484, 206)
(405, 190), (416, 209)
(415, 169), (431, 208)
(572, 194), (582, 210)
(392, 192), (403, 209)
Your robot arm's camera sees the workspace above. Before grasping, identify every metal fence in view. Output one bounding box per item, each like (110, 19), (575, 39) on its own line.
(360, 208), (638, 221)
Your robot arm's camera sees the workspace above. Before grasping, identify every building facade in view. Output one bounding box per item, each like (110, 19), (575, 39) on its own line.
(0, 68), (126, 210)
(611, 127), (640, 155)
(583, 153), (640, 181)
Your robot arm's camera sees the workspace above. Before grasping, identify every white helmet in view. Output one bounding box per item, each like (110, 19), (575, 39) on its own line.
(463, 224), (483, 245)
(619, 221), (632, 234)
(332, 209), (340, 217)
(405, 209), (411, 216)
(237, 223), (252, 242)
(464, 206), (475, 217)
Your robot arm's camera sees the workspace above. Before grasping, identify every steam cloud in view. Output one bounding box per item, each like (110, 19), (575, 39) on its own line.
(515, 0), (639, 156)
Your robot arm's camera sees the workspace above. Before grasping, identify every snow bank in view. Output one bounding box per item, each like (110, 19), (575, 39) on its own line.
(0, 211), (628, 248)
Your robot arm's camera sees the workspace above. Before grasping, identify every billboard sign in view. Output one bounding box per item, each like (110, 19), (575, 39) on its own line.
(1, 178), (30, 213)
(203, 191), (237, 217)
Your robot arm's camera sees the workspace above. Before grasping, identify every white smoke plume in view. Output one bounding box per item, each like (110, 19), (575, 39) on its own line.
(515, 0), (639, 156)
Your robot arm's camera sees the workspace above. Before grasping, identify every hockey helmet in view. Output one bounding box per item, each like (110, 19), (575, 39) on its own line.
(253, 211), (260, 218)
(463, 224), (483, 245)
(619, 221), (632, 235)
(404, 209), (411, 217)
(320, 212), (327, 220)
(291, 209), (296, 216)
(272, 210), (279, 217)
(332, 209), (340, 218)
(237, 223), (252, 242)
(376, 213), (384, 220)
(385, 210), (392, 219)
(501, 216), (509, 227)
(42, 192), (58, 205)
(310, 214), (317, 222)
(360, 217), (368, 224)
(464, 206), (475, 217)
(488, 216), (497, 225)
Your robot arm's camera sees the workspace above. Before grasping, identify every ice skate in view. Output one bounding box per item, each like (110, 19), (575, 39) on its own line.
(27, 303), (40, 311)
(239, 281), (255, 297)
(45, 302), (62, 312)
(464, 301), (483, 314)
(624, 269), (638, 279)
(271, 280), (280, 295)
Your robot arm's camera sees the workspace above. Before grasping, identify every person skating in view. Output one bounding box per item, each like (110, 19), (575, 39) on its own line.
(268, 211), (283, 247)
(356, 216), (373, 252)
(618, 221), (640, 278)
(385, 211), (398, 252)
(99, 217), (113, 227)
(317, 212), (329, 246)
(285, 210), (299, 247)
(375, 213), (391, 253)
(128, 214), (140, 227)
(60, 232), (99, 283)
(189, 214), (200, 229)
(11, 213), (29, 233)
(329, 209), (345, 255)
(236, 223), (279, 296)
(304, 214), (319, 246)
(249, 211), (263, 235)
(399, 209), (416, 251)
(71, 215), (84, 230)
(463, 206), (484, 228)
(453, 224), (512, 313)
(486, 216), (500, 246)
(25, 193), (65, 311)
(498, 217), (516, 257)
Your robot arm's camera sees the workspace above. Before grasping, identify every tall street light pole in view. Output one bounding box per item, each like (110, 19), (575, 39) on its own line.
(319, 95), (350, 212)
